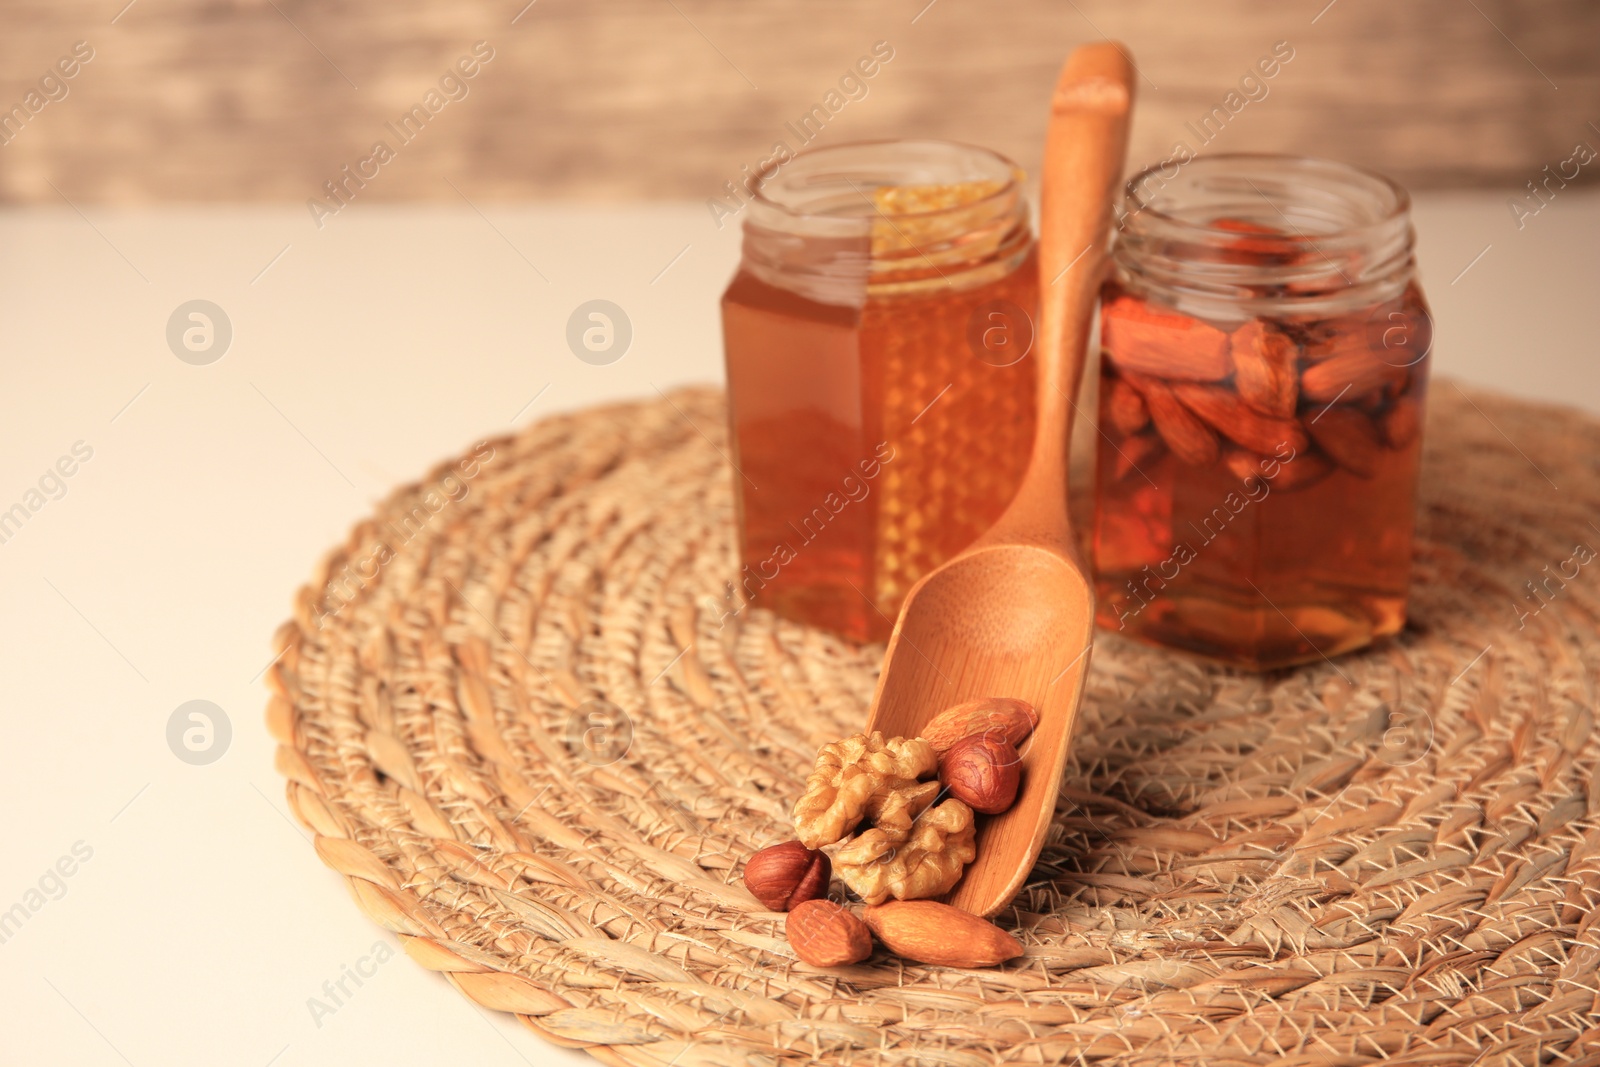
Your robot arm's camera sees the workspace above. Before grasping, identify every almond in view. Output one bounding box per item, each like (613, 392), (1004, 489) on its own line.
(1170, 382), (1308, 456)
(918, 697), (1038, 755)
(1383, 395), (1422, 450)
(1222, 446), (1270, 486)
(863, 901), (1023, 968)
(785, 899), (872, 967)
(1300, 346), (1409, 403)
(1284, 252), (1362, 297)
(1269, 449), (1335, 492)
(743, 841), (830, 911)
(1225, 444), (1332, 493)
(1209, 216), (1300, 265)
(1105, 374), (1150, 436)
(938, 735), (1022, 814)
(1229, 320), (1299, 419)
(1307, 406), (1383, 477)
(1125, 372), (1219, 467)
(1109, 430), (1164, 483)
(1101, 295), (1232, 381)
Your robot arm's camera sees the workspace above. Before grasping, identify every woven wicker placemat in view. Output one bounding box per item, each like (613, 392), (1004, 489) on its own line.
(266, 384), (1600, 1067)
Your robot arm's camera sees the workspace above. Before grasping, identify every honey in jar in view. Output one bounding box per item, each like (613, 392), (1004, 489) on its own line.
(1093, 155), (1432, 669)
(721, 141), (1038, 641)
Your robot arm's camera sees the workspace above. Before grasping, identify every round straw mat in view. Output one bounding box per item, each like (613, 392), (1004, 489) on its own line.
(266, 384), (1600, 1067)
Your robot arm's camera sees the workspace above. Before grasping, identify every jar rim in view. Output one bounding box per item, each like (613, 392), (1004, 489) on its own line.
(1121, 153), (1411, 241)
(1112, 153), (1417, 319)
(750, 139), (1025, 226)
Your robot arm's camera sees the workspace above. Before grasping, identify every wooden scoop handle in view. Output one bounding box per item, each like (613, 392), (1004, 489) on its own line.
(991, 43), (1135, 549)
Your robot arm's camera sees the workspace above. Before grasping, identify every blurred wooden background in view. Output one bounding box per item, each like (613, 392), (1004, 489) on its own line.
(0, 0), (1594, 204)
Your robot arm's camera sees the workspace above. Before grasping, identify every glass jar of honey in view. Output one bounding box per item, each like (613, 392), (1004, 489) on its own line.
(721, 140), (1038, 642)
(1092, 154), (1432, 669)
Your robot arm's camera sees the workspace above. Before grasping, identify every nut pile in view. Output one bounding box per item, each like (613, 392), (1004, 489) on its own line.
(1100, 271), (1430, 488)
(741, 697), (1037, 969)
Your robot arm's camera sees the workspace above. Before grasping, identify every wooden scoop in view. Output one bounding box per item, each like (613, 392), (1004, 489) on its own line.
(863, 43), (1136, 917)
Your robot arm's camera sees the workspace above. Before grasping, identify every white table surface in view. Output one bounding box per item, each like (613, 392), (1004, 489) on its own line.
(2, 190), (1596, 1067)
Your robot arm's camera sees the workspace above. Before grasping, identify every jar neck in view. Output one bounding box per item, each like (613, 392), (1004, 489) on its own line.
(1111, 154), (1416, 322)
(739, 140), (1033, 307)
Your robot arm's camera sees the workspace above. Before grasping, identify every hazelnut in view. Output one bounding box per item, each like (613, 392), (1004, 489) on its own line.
(743, 840), (830, 911)
(938, 735), (1022, 814)
(786, 899), (872, 967)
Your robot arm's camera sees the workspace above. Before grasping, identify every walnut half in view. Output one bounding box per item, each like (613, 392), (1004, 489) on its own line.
(834, 798), (977, 905)
(792, 732), (937, 849)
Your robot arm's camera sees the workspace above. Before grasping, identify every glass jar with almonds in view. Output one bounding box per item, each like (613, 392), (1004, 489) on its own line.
(1093, 155), (1432, 669)
(721, 141), (1038, 641)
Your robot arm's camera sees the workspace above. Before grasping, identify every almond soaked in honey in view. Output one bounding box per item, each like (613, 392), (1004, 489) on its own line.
(722, 142), (1038, 641)
(1093, 156), (1432, 669)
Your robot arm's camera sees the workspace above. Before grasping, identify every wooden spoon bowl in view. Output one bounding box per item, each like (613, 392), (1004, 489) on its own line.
(868, 544), (1093, 914)
(864, 42), (1136, 917)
